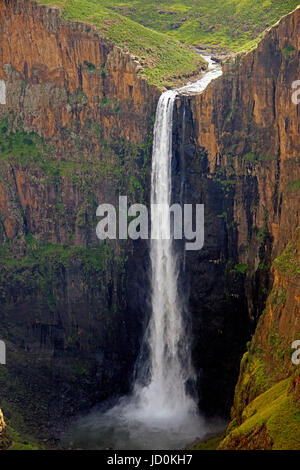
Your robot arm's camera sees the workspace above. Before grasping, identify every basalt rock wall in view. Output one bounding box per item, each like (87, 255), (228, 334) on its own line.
(173, 6), (300, 419)
(0, 0), (159, 437)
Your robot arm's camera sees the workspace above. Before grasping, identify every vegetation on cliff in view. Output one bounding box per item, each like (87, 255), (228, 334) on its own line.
(1, 0), (300, 451)
(48, 0), (300, 52)
(0, 72), (151, 442)
(0, 116), (150, 200)
(37, 0), (205, 87)
(219, 377), (300, 449)
(220, 229), (300, 449)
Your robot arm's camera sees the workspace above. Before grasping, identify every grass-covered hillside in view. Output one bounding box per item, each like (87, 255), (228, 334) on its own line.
(37, 0), (205, 87)
(38, 1), (300, 85)
(219, 377), (300, 450)
(93, 0), (300, 52)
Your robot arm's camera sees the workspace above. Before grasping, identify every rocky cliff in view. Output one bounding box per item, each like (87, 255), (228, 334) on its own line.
(0, 0), (159, 439)
(174, 6), (300, 447)
(0, 0), (299, 449)
(0, 409), (8, 448)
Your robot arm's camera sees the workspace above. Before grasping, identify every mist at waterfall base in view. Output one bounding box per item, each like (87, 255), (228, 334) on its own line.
(66, 58), (223, 450)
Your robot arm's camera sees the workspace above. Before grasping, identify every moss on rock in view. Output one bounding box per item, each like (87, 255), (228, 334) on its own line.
(219, 378), (300, 450)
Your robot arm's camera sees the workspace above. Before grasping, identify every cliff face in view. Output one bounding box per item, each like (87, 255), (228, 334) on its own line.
(0, 0), (158, 142)
(174, 6), (300, 445)
(0, 0), (159, 436)
(0, 0), (158, 245)
(0, 0), (299, 449)
(0, 409), (6, 445)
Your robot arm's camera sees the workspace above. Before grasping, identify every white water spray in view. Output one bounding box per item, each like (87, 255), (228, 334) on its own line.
(67, 57), (223, 450)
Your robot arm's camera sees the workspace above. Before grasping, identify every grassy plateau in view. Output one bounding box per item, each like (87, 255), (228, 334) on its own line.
(37, 0), (205, 87)
(94, 0), (300, 51)
(37, 1), (300, 86)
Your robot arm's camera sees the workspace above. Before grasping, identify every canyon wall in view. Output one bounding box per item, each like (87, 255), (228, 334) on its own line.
(0, 409), (8, 448)
(0, 0), (299, 449)
(0, 0), (159, 438)
(174, 6), (300, 446)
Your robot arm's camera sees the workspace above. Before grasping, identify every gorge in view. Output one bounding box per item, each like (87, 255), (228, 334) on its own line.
(0, 0), (299, 451)
(66, 58), (222, 450)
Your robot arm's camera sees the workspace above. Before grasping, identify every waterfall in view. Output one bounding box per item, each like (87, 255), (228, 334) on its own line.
(67, 57), (223, 450)
(132, 89), (197, 423)
(149, 90), (192, 412)
(130, 57), (223, 425)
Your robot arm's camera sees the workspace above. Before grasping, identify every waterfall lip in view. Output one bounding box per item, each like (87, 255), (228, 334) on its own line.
(175, 55), (223, 97)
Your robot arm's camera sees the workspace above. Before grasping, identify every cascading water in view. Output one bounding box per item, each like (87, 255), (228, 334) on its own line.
(132, 89), (198, 423)
(66, 57), (223, 450)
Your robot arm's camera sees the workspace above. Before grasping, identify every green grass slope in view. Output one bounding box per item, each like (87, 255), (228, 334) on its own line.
(88, 0), (300, 52)
(37, 1), (299, 84)
(219, 378), (300, 450)
(37, 0), (205, 87)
